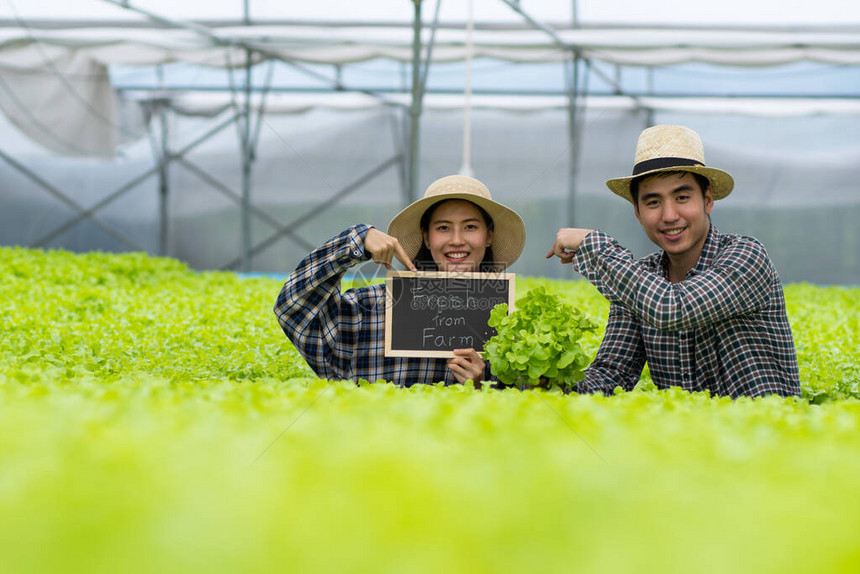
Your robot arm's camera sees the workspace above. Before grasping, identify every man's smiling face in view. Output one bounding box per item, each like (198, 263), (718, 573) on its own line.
(634, 171), (714, 273)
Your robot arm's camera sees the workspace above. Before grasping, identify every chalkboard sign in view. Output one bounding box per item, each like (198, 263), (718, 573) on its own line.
(384, 271), (515, 358)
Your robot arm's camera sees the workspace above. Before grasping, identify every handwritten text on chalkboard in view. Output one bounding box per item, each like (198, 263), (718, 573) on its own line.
(384, 271), (515, 358)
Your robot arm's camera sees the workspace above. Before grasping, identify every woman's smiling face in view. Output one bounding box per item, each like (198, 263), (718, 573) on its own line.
(422, 200), (493, 272)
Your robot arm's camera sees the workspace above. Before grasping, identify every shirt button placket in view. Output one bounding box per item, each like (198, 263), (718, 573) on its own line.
(679, 331), (688, 383)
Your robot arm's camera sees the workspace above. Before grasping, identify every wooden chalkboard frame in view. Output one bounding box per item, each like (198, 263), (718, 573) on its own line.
(384, 271), (515, 358)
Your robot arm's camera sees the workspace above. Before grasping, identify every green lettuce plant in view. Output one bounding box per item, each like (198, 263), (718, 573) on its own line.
(484, 286), (598, 390)
(2, 246), (858, 400)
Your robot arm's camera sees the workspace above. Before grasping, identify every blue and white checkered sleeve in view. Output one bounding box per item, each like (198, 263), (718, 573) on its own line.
(273, 225), (372, 379)
(572, 231), (774, 331)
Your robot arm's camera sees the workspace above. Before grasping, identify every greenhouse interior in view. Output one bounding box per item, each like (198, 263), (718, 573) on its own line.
(3, 3), (860, 574)
(1, 0), (858, 284)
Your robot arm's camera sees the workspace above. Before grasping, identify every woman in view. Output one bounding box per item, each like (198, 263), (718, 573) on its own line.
(273, 175), (525, 387)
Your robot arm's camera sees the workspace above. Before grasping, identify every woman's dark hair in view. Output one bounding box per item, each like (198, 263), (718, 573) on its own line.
(630, 171), (711, 205)
(413, 199), (501, 272)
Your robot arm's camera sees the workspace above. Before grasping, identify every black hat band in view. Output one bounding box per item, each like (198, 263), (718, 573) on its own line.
(632, 157), (703, 176)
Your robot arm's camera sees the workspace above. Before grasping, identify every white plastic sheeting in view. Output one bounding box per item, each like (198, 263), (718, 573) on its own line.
(0, 23), (858, 156)
(1, 0), (856, 27)
(1, 25), (859, 66)
(0, 45), (120, 157)
(143, 92), (860, 118)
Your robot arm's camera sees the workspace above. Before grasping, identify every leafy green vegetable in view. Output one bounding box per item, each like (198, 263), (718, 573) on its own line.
(1, 246), (860, 573)
(484, 286), (598, 390)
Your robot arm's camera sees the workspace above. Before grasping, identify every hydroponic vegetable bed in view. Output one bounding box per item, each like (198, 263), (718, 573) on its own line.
(1, 247), (858, 573)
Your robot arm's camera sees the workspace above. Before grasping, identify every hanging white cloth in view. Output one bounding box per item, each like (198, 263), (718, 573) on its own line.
(0, 47), (123, 157)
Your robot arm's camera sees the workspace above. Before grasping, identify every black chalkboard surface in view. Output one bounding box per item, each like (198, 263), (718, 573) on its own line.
(384, 271), (515, 358)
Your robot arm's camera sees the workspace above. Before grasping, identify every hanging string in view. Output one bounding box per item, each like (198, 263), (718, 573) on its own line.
(459, 0), (475, 177)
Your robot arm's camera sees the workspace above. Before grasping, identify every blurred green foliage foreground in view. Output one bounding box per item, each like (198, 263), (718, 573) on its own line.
(2, 247), (859, 574)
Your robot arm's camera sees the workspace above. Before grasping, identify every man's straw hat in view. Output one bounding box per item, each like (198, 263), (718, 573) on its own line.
(387, 175), (526, 269)
(606, 125), (734, 203)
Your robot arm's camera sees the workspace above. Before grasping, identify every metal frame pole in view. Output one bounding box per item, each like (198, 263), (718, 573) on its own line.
(646, 67), (656, 127)
(100, 0), (402, 107)
(219, 154), (402, 270)
(240, 0), (253, 272)
(175, 157), (315, 252)
(158, 105), (170, 255)
(567, 0), (580, 228)
(398, 62), (411, 205)
(154, 65), (171, 256)
(102, 0), (407, 266)
(565, 56), (580, 228)
(388, 105), (409, 206)
(33, 112), (241, 247)
(0, 146), (144, 250)
(497, 0), (641, 109)
(408, 0), (424, 202)
(240, 49), (254, 272)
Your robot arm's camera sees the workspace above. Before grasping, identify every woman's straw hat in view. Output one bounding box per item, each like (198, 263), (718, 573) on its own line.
(387, 175), (526, 268)
(606, 125), (734, 203)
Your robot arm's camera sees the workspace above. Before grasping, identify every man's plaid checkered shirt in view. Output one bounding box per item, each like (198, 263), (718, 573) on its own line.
(571, 226), (801, 398)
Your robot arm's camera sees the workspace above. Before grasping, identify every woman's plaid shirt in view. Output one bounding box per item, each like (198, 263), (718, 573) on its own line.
(570, 226), (801, 398)
(274, 225), (489, 386)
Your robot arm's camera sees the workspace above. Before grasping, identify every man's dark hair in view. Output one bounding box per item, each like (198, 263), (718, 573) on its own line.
(630, 171), (711, 205)
(413, 199), (500, 272)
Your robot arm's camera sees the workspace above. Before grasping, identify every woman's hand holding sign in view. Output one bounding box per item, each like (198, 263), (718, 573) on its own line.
(447, 348), (486, 385)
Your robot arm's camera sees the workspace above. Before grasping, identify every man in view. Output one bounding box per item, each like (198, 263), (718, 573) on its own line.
(547, 125), (800, 398)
